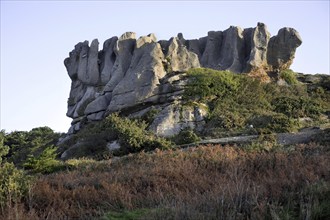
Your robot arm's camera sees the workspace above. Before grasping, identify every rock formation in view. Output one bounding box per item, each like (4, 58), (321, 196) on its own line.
(64, 22), (302, 136)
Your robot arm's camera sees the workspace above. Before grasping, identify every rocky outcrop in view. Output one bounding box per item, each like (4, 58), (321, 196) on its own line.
(267, 27), (302, 71)
(64, 23), (302, 136)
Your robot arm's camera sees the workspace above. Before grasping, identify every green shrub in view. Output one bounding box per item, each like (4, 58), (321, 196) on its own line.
(139, 107), (160, 125)
(0, 134), (31, 211)
(273, 97), (322, 119)
(23, 146), (65, 174)
(209, 108), (246, 131)
(184, 68), (240, 102)
(173, 128), (201, 145)
(0, 162), (31, 211)
(279, 69), (298, 85)
(104, 113), (172, 154)
(3, 127), (62, 167)
(248, 114), (298, 133)
(0, 131), (9, 164)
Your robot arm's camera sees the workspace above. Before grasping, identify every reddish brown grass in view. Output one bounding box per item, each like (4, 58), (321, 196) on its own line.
(1, 143), (329, 220)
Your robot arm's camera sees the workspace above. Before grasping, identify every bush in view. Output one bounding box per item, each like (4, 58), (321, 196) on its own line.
(279, 69), (298, 85)
(3, 127), (62, 167)
(209, 108), (246, 131)
(184, 68), (240, 102)
(0, 163), (30, 211)
(0, 131), (9, 164)
(104, 113), (173, 154)
(0, 133), (31, 212)
(273, 97), (322, 119)
(173, 128), (201, 145)
(248, 114), (298, 133)
(23, 146), (65, 174)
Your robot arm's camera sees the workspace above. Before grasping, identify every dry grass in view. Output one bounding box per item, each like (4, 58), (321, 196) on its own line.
(1, 143), (329, 220)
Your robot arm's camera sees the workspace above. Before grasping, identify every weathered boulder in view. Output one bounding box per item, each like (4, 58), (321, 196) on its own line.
(84, 92), (112, 115)
(99, 36), (118, 85)
(103, 32), (136, 92)
(107, 35), (165, 112)
(218, 26), (245, 72)
(149, 103), (207, 137)
(166, 36), (200, 72)
(244, 22), (270, 73)
(267, 27), (302, 71)
(73, 86), (96, 118)
(200, 31), (223, 69)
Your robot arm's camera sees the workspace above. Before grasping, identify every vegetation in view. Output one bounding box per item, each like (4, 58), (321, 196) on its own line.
(184, 68), (330, 137)
(279, 69), (298, 85)
(171, 128), (201, 145)
(0, 68), (329, 219)
(3, 127), (62, 167)
(1, 142), (329, 219)
(0, 130), (31, 215)
(104, 113), (172, 154)
(23, 146), (65, 174)
(58, 113), (172, 159)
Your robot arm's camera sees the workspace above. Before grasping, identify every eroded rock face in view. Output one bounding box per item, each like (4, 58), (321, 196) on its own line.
(64, 23), (302, 136)
(267, 27), (302, 71)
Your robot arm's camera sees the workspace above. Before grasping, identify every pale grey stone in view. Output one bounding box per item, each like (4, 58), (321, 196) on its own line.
(107, 40), (165, 112)
(200, 31), (223, 68)
(73, 87), (96, 118)
(77, 41), (89, 84)
(86, 39), (100, 85)
(103, 35), (136, 92)
(267, 27), (302, 71)
(218, 26), (245, 72)
(136, 33), (157, 48)
(100, 37), (118, 85)
(166, 37), (200, 72)
(244, 22), (270, 72)
(84, 92), (112, 115)
(149, 103), (207, 137)
(63, 24), (302, 135)
(87, 111), (105, 121)
(106, 141), (121, 151)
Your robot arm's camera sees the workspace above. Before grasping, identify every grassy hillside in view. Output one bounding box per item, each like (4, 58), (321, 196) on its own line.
(1, 142), (329, 219)
(1, 69), (329, 219)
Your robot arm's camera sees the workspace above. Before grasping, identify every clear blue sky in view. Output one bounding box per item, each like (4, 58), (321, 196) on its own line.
(1, 1), (329, 133)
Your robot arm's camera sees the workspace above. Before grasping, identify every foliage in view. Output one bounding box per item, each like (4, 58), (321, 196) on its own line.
(104, 113), (172, 154)
(0, 163), (30, 212)
(139, 107), (160, 126)
(3, 127), (62, 167)
(279, 69), (298, 85)
(208, 106), (246, 131)
(248, 113), (298, 133)
(4, 143), (329, 220)
(185, 68), (240, 102)
(172, 128), (201, 145)
(184, 68), (329, 138)
(0, 132), (31, 214)
(23, 146), (65, 174)
(273, 96), (322, 119)
(0, 131), (9, 164)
